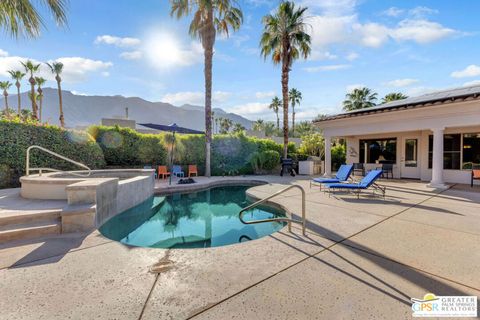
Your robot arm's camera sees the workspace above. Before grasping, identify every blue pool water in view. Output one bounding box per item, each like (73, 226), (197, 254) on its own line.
(99, 185), (286, 248)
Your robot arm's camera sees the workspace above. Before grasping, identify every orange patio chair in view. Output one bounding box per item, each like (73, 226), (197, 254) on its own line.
(188, 165), (198, 177)
(158, 165), (170, 179)
(472, 169), (480, 187)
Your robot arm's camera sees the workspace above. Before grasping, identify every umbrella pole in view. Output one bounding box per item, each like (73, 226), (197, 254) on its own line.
(169, 131), (176, 185)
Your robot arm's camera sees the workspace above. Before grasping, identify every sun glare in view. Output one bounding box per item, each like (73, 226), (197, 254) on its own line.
(144, 31), (183, 69)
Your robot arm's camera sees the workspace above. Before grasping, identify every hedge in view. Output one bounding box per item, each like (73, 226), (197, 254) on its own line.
(0, 120), (105, 187)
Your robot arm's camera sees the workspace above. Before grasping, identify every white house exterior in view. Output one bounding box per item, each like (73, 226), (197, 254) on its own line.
(315, 86), (480, 187)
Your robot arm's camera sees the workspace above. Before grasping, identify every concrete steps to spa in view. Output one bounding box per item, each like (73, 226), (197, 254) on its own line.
(0, 210), (62, 243)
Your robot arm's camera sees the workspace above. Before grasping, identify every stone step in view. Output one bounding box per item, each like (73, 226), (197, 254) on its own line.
(0, 210), (62, 227)
(0, 219), (61, 243)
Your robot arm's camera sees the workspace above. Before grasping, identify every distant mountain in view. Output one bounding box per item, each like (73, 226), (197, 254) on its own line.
(5, 88), (252, 130)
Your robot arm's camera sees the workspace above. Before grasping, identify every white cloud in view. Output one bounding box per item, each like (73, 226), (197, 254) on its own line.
(229, 102), (270, 116)
(463, 80), (480, 87)
(451, 65), (480, 78)
(300, 0), (357, 15)
(346, 52), (359, 61)
(382, 7), (404, 17)
(346, 83), (365, 92)
(384, 78), (419, 87)
(95, 35), (141, 47)
(120, 51), (142, 60)
(391, 19), (455, 44)
(303, 64), (350, 73)
(308, 15), (355, 48)
(353, 22), (390, 47)
(310, 50), (337, 60)
(255, 91), (276, 99)
(0, 49), (8, 57)
(409, 6), (438, 18)
(162, 91), (231, 106)
(51, 57), (113, 82)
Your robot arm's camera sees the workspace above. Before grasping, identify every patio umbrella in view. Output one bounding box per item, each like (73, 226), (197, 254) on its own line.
(139, 123), (204, 185)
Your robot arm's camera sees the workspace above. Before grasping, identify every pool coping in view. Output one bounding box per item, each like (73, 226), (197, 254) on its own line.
(154, 178), (271, 196)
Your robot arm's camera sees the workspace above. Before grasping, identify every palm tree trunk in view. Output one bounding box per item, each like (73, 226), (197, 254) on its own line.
(203, 10), (215, 177)
(30, 78), (37, 120)
(292, 105), (295, 136)
(281, 59), (289, 158)
(16, 83), (21, 114)
(276, 112), (279, 130)
(57, 78), (65, 128)
(39, 96), (43, 122)
(4, 94), (8, 114)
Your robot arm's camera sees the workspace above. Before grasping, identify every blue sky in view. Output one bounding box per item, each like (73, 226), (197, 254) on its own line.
(1, 0), (480, 121)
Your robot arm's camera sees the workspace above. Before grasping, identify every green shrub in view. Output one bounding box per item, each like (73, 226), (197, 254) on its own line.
(261, 150), (280, 170)
(332, 143), (346, 171)
(0, 120), (105, 187)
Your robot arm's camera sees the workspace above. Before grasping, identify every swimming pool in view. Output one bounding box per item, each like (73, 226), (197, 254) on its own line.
(99, 185), (286, 248)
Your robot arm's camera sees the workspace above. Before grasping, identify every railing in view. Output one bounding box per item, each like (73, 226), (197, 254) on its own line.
(239, 185), (307, 235)
(26, 145), (92, 177)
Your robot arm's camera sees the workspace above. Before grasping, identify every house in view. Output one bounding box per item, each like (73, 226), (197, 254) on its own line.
(314, 85), (480, 187)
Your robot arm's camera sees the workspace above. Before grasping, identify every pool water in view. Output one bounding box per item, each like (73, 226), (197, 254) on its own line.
(99, 185), (286, 248)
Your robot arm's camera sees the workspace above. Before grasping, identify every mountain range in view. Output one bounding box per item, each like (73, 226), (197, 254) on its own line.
(4, 88), (252, 130)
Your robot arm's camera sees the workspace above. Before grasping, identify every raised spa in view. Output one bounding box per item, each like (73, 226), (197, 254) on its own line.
(99, 185), (286, 248)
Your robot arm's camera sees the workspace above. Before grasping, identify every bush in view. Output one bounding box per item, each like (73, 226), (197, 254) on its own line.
(250, 150), (280, 173)
(298, 133), (324, 157)
(0, 120), (105, 187)
(332, 143), (346, 171)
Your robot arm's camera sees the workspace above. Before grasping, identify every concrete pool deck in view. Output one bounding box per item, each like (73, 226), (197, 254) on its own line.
(0, 176), (479, 319)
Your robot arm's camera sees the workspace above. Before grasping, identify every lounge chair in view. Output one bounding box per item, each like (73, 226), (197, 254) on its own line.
(188, 165), (198, 177)
(172, 165), (185, 177)
(158, 165), (170, 179)
(324, 169), (386, 199)
(310, 164), (353, 189)
(376, 163), (394, 179)
(353, 163), (365, 176)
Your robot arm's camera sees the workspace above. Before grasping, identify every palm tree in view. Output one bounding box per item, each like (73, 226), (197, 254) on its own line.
(7, 70), (25, 114)
(21, 60), (40, 119)
(170, 0), (243, 177)
(0, 0), (67, 38)
(0, 81), (12, 114)
(214, 117), (219, 134)
(269, 96), (281, 130)
(46, 62), (65, 127)
(382, 92), (408, 103)
(35, 77), (46, 122)
(252, 119), (265, 131)
(232, 123), (245, 134)
(343, 87), (378, 111)
(260, 1), (311, 158)
(288, 88), (302, 136)
(219, 118), (233, 134)
(264, 122), (276, 137)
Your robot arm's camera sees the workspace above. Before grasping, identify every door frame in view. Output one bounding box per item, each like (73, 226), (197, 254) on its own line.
(401, 136), (421, 179)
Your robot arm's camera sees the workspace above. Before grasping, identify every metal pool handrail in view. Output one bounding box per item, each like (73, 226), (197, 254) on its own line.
(239, 185), (307, 235)
(26, 145), (92, 177)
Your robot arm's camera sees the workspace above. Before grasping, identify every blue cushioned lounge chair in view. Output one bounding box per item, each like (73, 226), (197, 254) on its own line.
(172, 165), (185, 177)
(310, 164), (354, 190)
(324, 169), (386, 199)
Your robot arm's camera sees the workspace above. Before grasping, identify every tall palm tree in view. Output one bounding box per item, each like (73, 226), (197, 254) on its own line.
(382, 92), (408, 103)
(343, 87), (378, 111)
(0, 81), (12, 114)
(232, 123), (245, 133)
(0, 0), (67, 38)
(170, 0), (243, 177)
(35, 77), (46, 122)
(7, 70), (25, 114)
(219, 118), (233, 134)
(21, 60), (40, 119)
(288, 88), (302, 136)
(260, 1), (311, 158)
(252, 119), (264, 131)
(46, 62), (65, 127)
(269, 96), (281, 130)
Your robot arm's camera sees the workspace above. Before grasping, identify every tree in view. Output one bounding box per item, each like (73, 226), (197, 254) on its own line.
(35, 77), (46, 122)
(269, 96), (281, 130)
(313, 113), (328, 122)
(0, 0), (67, 38)
(219, 118), (233, 134)
(289, 88), (302, 136)
(0, 81), (12, 114)
(21, 60), (40, 119)
(264, 122), (276, 137)
(261, 1), (311, 158)
(7, 70), (25, 114)
(232, 123), (245, 134)
(343, 87), (377, 111)
(295, 121), (314, 137)
(252, 119), (265, 131)
(298, 132), (324, 157)
(46, 62), (65, 127)
(214, 117), (219, 134)
(382, 92), (408, 103)
(170, 0), (243, 177)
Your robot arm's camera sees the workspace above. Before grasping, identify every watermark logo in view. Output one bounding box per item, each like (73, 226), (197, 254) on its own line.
(411, 293), (477, 317)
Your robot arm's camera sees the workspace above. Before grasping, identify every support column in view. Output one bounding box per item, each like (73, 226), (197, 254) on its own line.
(428, 128), (447, 188)
(324, 136), (332, 177)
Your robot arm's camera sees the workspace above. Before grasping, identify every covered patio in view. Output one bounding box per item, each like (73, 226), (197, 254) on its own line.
(316, 85), (480, 188)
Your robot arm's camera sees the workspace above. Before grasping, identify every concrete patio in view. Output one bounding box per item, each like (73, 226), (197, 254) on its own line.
(0, 177), (479, 319)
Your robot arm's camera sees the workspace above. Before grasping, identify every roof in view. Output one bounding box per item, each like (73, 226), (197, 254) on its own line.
(315, 84), (480, 122)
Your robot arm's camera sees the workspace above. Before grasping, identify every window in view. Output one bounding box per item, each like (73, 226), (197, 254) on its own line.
(359, 138), (397, 164)
(404, 139), (418, 167)
(428, 134), (461, 169)
(462, 133), (480, 169)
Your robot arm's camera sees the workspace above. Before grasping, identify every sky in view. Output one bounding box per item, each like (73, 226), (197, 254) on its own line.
(1, 0), (480, 122)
